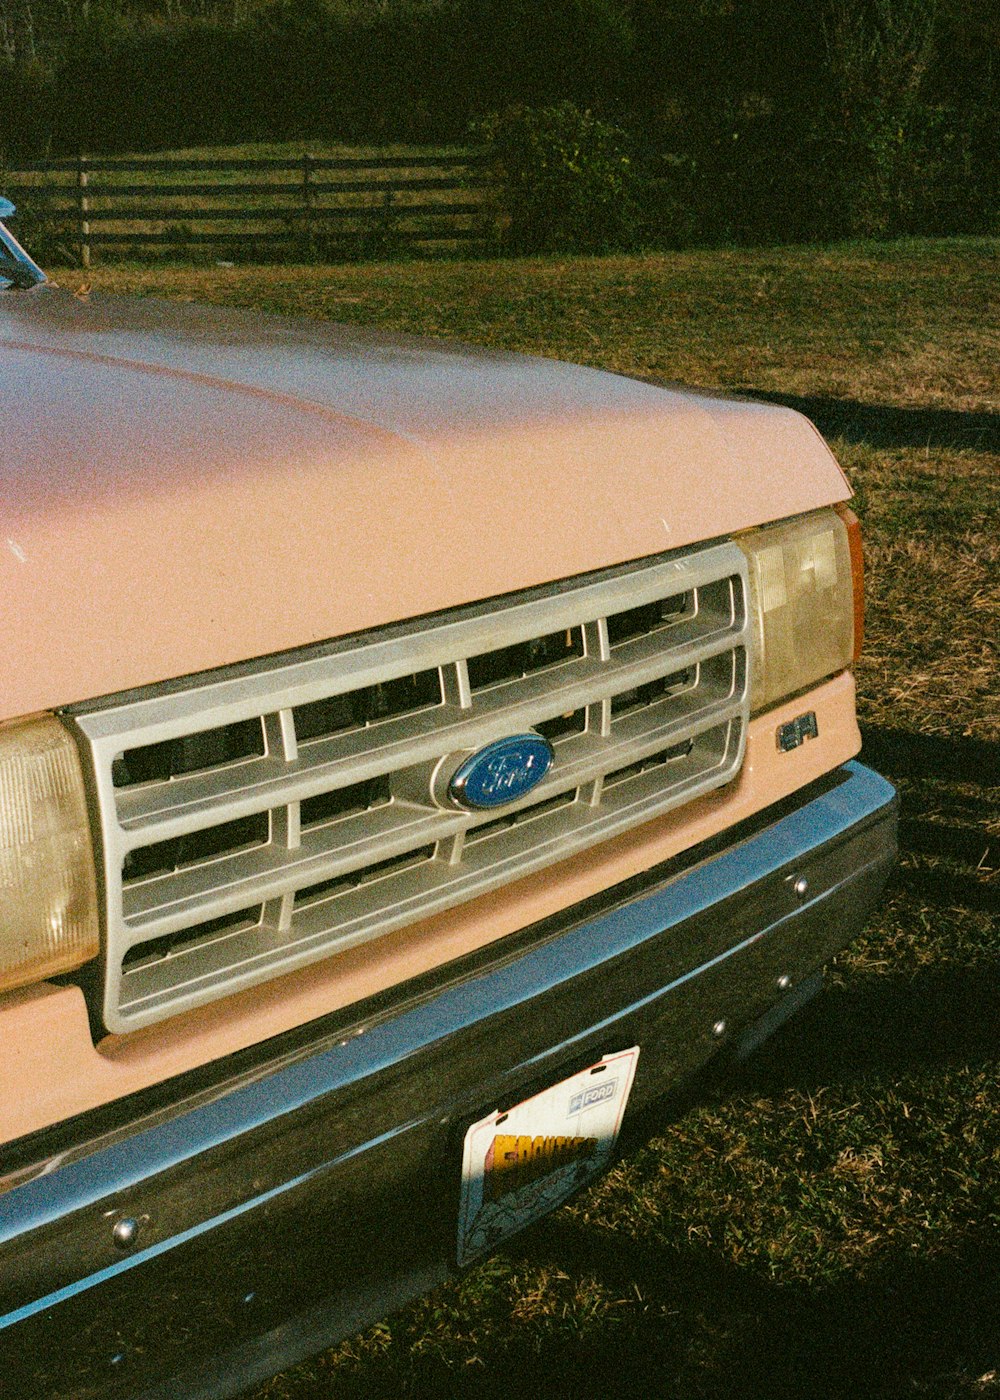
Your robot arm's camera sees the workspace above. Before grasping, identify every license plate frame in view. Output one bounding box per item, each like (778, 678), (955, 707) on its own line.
(457, 1047), (640, 1267)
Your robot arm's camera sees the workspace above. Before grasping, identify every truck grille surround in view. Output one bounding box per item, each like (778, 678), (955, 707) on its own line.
(71, 543), (751, 1033)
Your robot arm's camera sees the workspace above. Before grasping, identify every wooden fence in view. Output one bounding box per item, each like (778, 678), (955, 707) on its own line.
(2, 152), (486, 265)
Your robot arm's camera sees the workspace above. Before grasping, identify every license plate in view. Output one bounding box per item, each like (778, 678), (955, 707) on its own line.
(457, 1047), (639, 1267)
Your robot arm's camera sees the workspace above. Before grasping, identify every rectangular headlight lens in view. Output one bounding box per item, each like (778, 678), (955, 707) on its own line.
(738, 508), (857, 713)
(0, 714), (99, 993)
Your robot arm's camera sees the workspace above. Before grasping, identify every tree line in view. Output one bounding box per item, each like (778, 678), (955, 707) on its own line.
(1, 0), (997, 244)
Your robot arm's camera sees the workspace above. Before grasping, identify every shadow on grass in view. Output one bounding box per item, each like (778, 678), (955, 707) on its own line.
(901, 866), (999, 913)
(287, 1209), (998, 1400)
(739, 391), (1000, 454)
(730, 936), (1000, 1095)
(860, 726), (1000, 787)
(499, 1216), (1000, 1400)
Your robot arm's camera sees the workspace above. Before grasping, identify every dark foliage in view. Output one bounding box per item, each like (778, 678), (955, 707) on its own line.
(478, 102), (641, 254)
(452, 0), (635, 118)
(0, 0), (996, 245)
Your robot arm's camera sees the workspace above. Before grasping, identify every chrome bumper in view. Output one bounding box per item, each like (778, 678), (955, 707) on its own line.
(0, 761), (896, 1400)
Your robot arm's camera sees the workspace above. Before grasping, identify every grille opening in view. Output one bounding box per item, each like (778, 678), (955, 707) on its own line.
(534, 708), (587, 742)
(294, 844), (436, 907)
(468, 627), (584, 692)
(289, 868), (361, 901)
(300, 775), (392, 828)
(694, 575), (739, 631)
(362, 843), (437, 884)
(607, 592), (692, 648)
(121, 906), (263, 973)
(122, 812), (270, 884)
(603, 739), (695, 789)
(291, 869), (360, 905)
(112, 718), (265, 788)
(610, 668), (695, 720)
(465, 790), (578, 845)
(295, 669), (442, 743)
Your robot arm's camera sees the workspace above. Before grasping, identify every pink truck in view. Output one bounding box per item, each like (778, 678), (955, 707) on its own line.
(0, 202), (896, 1398)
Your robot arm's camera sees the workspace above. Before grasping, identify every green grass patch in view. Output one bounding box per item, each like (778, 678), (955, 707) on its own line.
(126, 140), (474, 163)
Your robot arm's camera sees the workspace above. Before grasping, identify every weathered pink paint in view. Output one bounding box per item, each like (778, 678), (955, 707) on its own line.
(0, 675), (860, 1144)
(1, 289), (848, 720)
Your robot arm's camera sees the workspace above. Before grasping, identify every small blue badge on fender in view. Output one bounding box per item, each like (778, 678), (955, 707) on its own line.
(449, 734), (554, 810)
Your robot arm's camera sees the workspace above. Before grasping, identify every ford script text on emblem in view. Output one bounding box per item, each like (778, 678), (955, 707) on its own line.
(448, 734), (554, 811)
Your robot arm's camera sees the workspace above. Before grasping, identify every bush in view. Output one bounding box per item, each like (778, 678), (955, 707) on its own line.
(477, 102), (641, 254)
(640, 162), (699, 248)
(626, 0), (828, 244)
(0, 194), (79, 268)
(809, 0), (940, 237)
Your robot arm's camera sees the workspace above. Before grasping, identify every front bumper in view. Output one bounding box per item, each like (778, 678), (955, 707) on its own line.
(0, 760), (896, 1400)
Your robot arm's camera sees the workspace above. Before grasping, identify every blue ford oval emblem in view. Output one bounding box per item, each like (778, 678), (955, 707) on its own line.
(449, 734), (554, 811)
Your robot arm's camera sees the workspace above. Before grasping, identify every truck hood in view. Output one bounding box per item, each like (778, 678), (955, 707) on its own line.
(0, 287), (849, 719)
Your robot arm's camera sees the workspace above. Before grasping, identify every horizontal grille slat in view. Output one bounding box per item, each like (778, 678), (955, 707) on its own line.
(120, 797), (444, 931)
(115, 692), (746, 937)
(73, 542), (752, 1032)
(111, 627), (740, 840)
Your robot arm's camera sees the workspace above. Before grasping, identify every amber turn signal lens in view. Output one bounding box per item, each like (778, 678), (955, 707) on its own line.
(834, 502), (865, 663)
(0, 713), (99, 993)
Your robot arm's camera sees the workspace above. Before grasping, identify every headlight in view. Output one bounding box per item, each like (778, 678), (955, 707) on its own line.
(0, 714), (99, 993)
(738, 505), (863, 713)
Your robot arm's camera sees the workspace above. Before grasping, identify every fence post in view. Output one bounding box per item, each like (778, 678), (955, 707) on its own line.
(380, 185), (396, 244)
(301, 153), (314, 255)
(77, 155), (90, 269)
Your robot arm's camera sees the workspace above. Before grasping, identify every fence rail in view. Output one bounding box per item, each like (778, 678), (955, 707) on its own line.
(2, 152), (487, 265)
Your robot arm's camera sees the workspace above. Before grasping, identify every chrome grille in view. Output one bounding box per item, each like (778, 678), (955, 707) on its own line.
(71, 542), (751, 1033)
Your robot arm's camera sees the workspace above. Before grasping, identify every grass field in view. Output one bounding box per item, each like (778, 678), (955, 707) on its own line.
(82, 240), (1000, 1399)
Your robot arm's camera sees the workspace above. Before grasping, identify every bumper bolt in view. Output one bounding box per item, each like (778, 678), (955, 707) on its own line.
(777, 974), (793, 992)
(793, 877), (809, 899)
(712, 1019), (727, 1038)
(112, 1217), (139, 1250)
